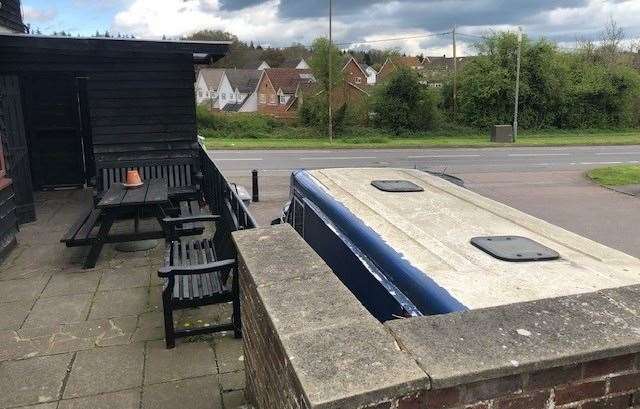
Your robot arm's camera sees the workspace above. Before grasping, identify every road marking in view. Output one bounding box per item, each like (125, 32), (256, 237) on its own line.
(596, 152), (640, 155)
(299, 156), (377, 160)
(579, 161), (623, 165)
(215, 158), (263, 161)
(408, 154), (481, 159)
(508, 153), (570, 157)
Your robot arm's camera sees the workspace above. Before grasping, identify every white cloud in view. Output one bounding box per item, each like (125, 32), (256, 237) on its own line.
(111, 0), (640, 56)
(22, 5), (57, 23)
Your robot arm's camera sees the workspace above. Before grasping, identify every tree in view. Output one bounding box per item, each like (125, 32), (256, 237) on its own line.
(309, 37), (343, 94)
(261, 47), (286, 67)
(600, 18), (625, 64)
(372, 68), (440, 133)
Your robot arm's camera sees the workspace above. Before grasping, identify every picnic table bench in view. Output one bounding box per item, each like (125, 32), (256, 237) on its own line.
(61, 178), (205, 268)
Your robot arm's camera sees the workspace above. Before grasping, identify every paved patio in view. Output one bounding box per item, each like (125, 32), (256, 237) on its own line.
(0, 189), (247, 409)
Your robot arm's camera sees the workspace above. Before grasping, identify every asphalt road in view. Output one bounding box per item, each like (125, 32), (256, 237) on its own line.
(209, 145), (640, 257)
(210, 144), (640, 176)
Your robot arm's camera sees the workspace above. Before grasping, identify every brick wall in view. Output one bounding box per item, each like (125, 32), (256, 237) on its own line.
(383, 354), (640, 409)
(233, 225), (640, 409)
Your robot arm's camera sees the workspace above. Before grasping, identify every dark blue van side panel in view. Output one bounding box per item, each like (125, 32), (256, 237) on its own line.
(293, 170), (467, 317)
(302, 198), (421, 321)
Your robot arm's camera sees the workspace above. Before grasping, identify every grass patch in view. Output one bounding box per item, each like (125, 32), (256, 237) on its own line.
(202, 126), (640, 150)
(587, 165), (640, 186)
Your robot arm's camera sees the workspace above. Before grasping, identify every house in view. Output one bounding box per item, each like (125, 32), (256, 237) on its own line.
(281, 57), (311, 70)
(256, 60), (271, 70)
(0, 0), (24, 33)
(339, 56), (371, 104)
(377, 56), (424, 82)
(256, 68), (316, 115)
(0, 32), (229, 261)
(421, 55), (469, 88)
(361, 63), (377, 85)
(195, 68), (228, 106)
(0, 0), (25, 260)
(224, 69), (261, 112)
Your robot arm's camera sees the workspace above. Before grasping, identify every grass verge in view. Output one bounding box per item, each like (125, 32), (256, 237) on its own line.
(587, 165), (640, 186)
(203, 128), (640, 150)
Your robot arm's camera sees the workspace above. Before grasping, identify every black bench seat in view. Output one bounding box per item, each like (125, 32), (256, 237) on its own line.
(159, 215), (240, 348)
(61, 208), (103, 247)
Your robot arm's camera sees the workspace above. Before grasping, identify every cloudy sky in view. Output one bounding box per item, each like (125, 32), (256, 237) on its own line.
(21, 0), (640, 56)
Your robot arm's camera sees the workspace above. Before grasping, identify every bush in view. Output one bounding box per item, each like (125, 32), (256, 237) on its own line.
(196, 106), (284, 138)
(453, 32), (640, 130)
(372, 68), (441, 133)
(297, 94), (353, 133)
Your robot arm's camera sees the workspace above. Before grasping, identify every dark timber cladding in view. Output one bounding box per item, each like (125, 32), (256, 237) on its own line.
(0, 0), (26, 33)
(0, 85), (18, 262)
(0, 34), (229, 169)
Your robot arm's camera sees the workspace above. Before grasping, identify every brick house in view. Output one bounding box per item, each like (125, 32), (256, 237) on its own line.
(338, 56), (370, 105)
(256, 68), (316, 115)
(377, 56), (424, 82)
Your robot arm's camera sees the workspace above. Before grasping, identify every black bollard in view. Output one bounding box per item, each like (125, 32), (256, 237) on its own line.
(252, 169), (259, 203)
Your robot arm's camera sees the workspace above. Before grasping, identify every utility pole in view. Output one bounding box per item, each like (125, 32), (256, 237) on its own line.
(452, 25), (457, 114)
(513, 27), (522, 141)
(328, 0), (333, 143)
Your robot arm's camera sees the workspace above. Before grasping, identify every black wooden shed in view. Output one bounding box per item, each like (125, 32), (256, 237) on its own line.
(0, 33), (229, 261)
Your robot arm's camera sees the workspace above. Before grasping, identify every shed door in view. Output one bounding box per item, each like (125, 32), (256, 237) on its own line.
(25, 74), (85, 188)
(0, 76), (36, 223)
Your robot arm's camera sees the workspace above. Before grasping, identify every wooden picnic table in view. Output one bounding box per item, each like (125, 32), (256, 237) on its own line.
(84, 178), (170, 268)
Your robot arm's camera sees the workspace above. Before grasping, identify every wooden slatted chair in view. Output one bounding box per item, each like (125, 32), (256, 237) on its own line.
(159, 214), (240, 349)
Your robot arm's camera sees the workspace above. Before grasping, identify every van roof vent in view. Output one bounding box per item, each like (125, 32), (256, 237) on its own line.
(371, 180), (424, 192)
(470, 236), (560, 262)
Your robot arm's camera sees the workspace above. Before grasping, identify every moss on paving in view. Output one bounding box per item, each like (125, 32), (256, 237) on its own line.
(587, 165), (640, 187)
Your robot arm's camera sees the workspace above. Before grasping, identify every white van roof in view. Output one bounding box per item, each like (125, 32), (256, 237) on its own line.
(307, 167), (640, 309)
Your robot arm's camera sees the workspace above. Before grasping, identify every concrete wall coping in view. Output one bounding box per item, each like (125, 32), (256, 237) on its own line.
(232, 224), (430, 409)
(386, 284), (640, 389)
(234, 223), (640, 408)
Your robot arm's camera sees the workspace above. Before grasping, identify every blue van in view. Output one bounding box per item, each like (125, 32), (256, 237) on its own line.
(283, 167), (640, 322)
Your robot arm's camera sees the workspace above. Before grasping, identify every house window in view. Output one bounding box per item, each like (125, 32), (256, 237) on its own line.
(221, 93), (226, 100)
(259, 94), (266, 104)
(269, 94), (276, 105)
(198, 90), (203, 97)
(279, 95), (287, 105)
(355, 77), (362, 84)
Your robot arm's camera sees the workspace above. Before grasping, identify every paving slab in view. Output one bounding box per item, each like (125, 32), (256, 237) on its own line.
(41, 271), (101, 298)
(64, 343), (145, 398)
(141, 376), (222, 409)
(215, 336), (245, 374)
(223, 390), (247, 408)
(23, 293), (93, 328)
(0, 274), (50, 303)
(99, 265), (151, 291)
(88, 288), (148, 320)
(132, 311), (164, 343)
(386, 284), (640, 389)
(0, 353), (72, 407)
(0, 300), (32, 330)
(219, 370), (245, 392)
(58, 389), (141, 409)
(144, 339), (217, 385)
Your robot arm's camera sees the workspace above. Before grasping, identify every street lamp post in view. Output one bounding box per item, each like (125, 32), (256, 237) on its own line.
(513, 27), (522, 142)
(328, 0), (333, 143)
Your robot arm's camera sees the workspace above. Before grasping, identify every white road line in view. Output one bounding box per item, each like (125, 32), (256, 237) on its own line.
(595, 152), (640, 155)
(408, 154), (481, 159)
(579, 161), (623, 165)
(214, 158), (263, 161)
(299, 156), (377, 160)
(508, 153), (571, 157)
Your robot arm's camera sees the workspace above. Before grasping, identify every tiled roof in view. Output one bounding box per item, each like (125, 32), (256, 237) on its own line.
(222, 102), (243, 112)
(225, 69), (261, 93)
(199, 68), (225, 90)
(265, 68), (316, 94)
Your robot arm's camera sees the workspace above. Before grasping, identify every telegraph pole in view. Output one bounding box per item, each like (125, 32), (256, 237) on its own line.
(452, 25), (457, 114)
(513, 27), (522, 141)
(328, 0), (333, 143)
